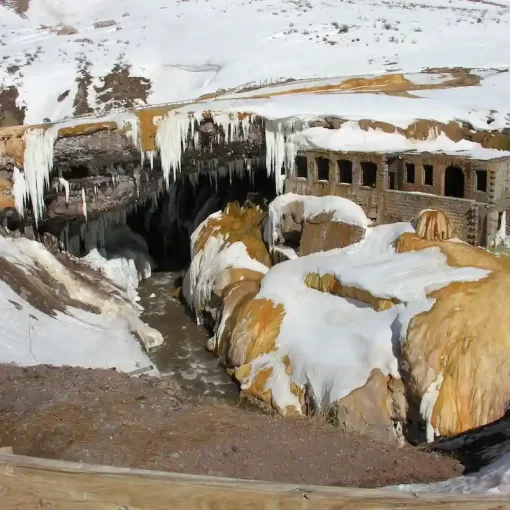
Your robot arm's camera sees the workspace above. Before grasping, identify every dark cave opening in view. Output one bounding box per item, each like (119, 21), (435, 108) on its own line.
(126, 165), (276, 270)
(41, 162), (276, 274)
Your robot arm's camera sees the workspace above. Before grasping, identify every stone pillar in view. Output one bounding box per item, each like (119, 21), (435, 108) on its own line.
(487, 209), (499, 247)
(352, 156), (361, 189)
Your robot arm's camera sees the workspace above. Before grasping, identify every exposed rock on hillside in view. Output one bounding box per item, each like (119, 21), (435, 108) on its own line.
(0, 87), (25, 127)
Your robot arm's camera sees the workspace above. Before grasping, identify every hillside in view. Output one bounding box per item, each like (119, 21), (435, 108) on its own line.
(1, 0), (510, 127)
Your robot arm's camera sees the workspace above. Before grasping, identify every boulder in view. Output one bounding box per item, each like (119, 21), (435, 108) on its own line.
(299, 211), (366, 256)
(334, 369), (406, 444)
(412, 209), (452, 241)
(266, 194), (369, 257)
(396, 231), (510, 438)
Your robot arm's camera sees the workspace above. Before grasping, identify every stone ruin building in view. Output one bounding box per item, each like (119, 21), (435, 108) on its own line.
(286, 149), (510, 246)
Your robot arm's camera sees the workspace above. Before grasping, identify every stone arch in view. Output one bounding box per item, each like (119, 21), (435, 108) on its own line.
(444, 166), (465, 198)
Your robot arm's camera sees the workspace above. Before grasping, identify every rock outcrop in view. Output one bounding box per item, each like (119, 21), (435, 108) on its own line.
(265, 193), (370, 260)
(186, 200), (509, 444)
(396, 232), (510, 438)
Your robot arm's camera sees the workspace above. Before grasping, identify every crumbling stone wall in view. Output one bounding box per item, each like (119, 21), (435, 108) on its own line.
(382, 190), (477, 243)
(284, 149), (506, 245)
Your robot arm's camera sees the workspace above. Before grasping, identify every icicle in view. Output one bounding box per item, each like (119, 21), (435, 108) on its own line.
(22, 127), (58, 225)
(94, 184), (98, 197)
(82, 188), (87, 222)
(265, 119), (306, 195)
(495, 210), (509, 247)
(58, 177), (70, 204)
(13, 166), (28, 217)
(133, 166), (141, 197)
(155, 112), (194, 188)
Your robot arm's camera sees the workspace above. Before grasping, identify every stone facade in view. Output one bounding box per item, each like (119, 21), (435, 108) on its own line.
(285, 150), (510, 246)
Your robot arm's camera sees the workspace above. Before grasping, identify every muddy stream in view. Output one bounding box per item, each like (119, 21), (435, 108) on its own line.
(137, 270), (239, 401)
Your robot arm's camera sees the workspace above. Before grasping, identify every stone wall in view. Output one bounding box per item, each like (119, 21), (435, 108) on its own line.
(382, 190), (478, 243)
(284, 149), (509, 245)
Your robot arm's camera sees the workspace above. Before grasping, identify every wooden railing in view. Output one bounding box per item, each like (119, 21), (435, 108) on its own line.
(0, 452), (509, 509)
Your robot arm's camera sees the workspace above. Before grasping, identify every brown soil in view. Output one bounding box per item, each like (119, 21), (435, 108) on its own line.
(0, 364), (464, 487)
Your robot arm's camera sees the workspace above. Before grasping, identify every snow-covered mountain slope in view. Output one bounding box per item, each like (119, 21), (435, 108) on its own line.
(1, 0), (510, 126)
(0, 230), (161, 373)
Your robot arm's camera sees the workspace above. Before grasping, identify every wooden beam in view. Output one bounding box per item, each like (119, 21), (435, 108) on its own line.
(0, 453), (509, 509)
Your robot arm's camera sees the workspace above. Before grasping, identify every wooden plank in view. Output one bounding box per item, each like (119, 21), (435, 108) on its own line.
(0, 453), (509, 510)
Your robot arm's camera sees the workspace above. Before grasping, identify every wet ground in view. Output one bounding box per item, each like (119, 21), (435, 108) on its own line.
(137, 270), (238, 401)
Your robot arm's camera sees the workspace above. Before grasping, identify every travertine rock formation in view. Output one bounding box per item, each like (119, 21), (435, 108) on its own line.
(186, 202), (510, 444)
(396, 231), (510, 438)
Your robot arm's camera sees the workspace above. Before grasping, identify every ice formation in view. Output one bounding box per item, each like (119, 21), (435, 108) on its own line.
(494, 210), (509, 248)
(12, 167), (28, 217)
(81, 188), (87, 222)
(420, 373), (444, 443)
(59, 177), (70, 204)
(154, 110), (255, 189)
(265, 119), (307, 194)
(22, 127), (58, 225)
(155, 112), (195, 188)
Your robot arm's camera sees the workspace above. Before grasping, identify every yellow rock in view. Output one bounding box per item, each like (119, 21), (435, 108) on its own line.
(397, 232), (510, 436)
(413, 209), (452, 241)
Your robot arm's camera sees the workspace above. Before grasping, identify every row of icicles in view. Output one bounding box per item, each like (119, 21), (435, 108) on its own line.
(12, 111), (307, 225)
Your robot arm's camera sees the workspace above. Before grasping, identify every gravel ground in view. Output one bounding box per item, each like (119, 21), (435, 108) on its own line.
(0, 364), (464, 487)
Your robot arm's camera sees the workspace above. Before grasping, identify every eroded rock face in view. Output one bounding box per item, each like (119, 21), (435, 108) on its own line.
(183, 202), (270, 328)
(299, 211), (366, 256)
(334, 370), (406, 444)
(396, 232), (510, 438)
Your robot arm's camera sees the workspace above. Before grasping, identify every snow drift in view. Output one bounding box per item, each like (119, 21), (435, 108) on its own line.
(0, 230), (162, 374)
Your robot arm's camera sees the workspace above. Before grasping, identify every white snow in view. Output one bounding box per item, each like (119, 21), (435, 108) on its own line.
(395, 453), (510, 495)
(82, 247), (148, 304)
(290, 122), (510, 160)
(244, 220), (489, 415)
(0, 234), (161, 373)
(1, 0), (510, 128)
